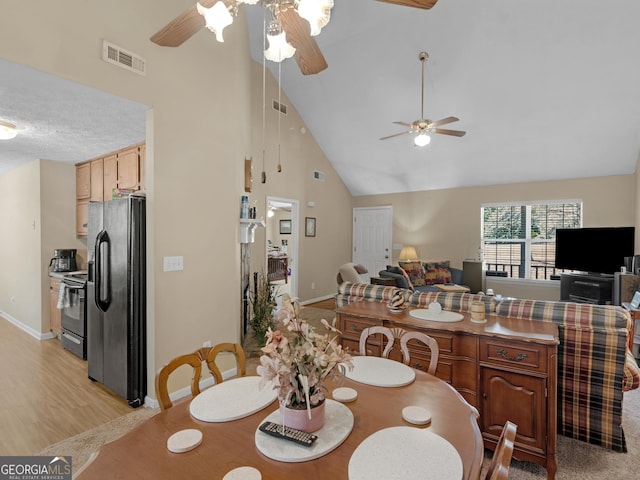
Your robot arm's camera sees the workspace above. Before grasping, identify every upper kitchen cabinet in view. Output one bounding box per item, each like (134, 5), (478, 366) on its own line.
(76, 143), (144, 237)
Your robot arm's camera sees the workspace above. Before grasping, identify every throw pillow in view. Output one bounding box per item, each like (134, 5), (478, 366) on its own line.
(398, 266), (414, 290)
(423, 260), (452, 285)
(399, 261), (426, 287)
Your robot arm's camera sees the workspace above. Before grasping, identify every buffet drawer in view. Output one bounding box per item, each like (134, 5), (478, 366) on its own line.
(339, 315), (380, 340)
(480, 338), (547, 373)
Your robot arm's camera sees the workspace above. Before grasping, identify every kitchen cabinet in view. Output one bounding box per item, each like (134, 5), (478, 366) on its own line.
(75, 143), (144, 236)
(49, 277), (62, 338)
(103, 154), (117, 200)
(76, 163), (90, 200)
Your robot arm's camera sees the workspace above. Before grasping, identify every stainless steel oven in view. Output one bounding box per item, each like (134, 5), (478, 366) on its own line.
(61, 273), (88, 359)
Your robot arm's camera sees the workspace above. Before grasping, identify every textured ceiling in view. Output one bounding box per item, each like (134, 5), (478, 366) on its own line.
(0, 59), (146, 176)
(2, 1), (640, 198)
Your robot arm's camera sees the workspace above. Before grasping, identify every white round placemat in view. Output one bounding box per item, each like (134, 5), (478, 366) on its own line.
(332, 387), (358, 403)
(349, 427), (463, 480)
(166, 429), (203, 453)
(402, 406), (431, 425)
(223, 466), (261, 480)
(345, 356), (416, 387)
(255, 399), (354, 463)
(190, 376), (277, 422)
(409, 309), (464, 323)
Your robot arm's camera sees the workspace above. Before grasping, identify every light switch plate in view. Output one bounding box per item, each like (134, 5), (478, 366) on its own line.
(163, 256), (184, 272)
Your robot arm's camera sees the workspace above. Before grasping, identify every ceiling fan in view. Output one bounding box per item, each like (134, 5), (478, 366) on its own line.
(150, 1), (439, 76)
(150, 0), (330, 75)
(381, 51), (465, 146)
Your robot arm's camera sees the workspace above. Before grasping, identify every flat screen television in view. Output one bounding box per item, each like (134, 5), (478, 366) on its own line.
(555, 227), (635, 275)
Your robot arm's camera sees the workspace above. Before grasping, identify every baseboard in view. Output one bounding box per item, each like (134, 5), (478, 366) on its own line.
(300, 293), (335, 306)
(145, 367), (240, 409)
(0, 310), (55, 340)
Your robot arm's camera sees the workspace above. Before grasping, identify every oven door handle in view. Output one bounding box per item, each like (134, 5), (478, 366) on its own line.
(94, 230), (111, 313)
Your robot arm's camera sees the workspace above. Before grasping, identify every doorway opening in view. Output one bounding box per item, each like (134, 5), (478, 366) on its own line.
(266, 196), (299, 303)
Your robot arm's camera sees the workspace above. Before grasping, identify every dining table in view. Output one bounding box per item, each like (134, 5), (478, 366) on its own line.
(78, 358), (485, 480)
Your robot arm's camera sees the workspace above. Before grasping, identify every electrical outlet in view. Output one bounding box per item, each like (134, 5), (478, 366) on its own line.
(311, 282), (316, 290)
(163, 256), (184, 272)
(10, 296), (16, 303)
(203, 340), (212, 348)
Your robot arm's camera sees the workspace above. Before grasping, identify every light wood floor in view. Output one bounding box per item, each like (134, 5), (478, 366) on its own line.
(0, 299), (335, 455)
(0, 316), (132, 455)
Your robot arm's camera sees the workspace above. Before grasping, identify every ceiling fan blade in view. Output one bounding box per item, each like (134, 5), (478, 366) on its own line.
(429, 116), (459, 128)
(393, 121), (413, 128)
(434, 128), (466, 137)
(381, 130), (413, 140)
(150, 0), (218, 47)
(375, 0), (438, 10)
(279, 8), (328, 75)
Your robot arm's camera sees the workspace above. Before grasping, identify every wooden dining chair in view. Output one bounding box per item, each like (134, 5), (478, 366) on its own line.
(155, 343), (246, 410)
(484, 421), (518, 480)
(399, 330), (440, 375)
(359, 327), (439, 375)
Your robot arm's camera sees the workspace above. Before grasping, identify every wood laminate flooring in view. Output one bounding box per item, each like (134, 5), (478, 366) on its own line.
(0, 298), (335, 455)
(0, 316), (132, 456)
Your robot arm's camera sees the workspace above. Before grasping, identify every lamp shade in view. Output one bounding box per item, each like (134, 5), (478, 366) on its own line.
(399, 246), (418, 261)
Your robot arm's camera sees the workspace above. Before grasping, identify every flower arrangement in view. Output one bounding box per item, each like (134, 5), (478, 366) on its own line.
(257, 294), (353, 418)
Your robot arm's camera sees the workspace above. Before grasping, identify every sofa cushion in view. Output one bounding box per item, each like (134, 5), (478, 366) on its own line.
(409, 291), (496, 313)
(496, 298), (639, 452)
(335, 282), (398, 308)
(379, 270), (413, 290)
(399, 261), (426, 287)
(423, 260), (452, 285)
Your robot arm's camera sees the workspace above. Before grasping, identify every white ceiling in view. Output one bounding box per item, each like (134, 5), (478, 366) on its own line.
(2, 0), (640, 198)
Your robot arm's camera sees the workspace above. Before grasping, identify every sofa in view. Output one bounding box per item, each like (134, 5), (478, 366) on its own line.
(378, 260), (465, 292)
(335, 281), (640, 452)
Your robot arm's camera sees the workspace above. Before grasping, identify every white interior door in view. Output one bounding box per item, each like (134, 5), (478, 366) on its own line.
(353, 206), (393, 281)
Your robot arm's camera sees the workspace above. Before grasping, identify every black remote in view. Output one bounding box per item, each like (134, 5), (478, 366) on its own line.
(258, 421), (318, 447)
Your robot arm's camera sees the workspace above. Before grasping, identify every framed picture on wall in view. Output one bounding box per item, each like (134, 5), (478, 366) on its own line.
(280, 219), (292, 234)
(305, 217), (316, 237)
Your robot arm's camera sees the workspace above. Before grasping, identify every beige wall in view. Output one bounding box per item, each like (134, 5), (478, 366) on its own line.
(0, 160), (82, 334)
(354, 175), (636, 299)
(246, 62), (353, 302)
(0, 2), (353, 399)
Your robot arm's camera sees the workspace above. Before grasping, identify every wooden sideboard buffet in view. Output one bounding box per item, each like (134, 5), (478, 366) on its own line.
(336, 301), (559, 479)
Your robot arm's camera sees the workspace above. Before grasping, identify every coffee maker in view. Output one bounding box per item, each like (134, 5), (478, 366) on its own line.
(49, 249), (78, 272)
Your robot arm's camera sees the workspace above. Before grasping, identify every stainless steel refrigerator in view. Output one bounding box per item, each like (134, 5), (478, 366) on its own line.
(87, 196), (146, 407)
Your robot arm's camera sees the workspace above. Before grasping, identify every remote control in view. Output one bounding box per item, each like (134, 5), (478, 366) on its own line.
(258, 421), (318, 447)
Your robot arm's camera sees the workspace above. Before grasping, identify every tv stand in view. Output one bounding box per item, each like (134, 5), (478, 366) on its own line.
(560, 273), (613, 304)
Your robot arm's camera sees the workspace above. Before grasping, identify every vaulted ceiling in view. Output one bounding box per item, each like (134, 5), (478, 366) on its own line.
(2, 0), (640, 198)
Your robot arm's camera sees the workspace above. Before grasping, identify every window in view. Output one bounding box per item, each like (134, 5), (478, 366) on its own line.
(481, 201), (582, 280)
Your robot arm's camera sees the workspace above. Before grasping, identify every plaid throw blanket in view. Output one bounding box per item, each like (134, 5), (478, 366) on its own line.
(496, 299), (640, 452)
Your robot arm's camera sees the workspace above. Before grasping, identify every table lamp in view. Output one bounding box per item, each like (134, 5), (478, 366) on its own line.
(399, 246), (419, 262)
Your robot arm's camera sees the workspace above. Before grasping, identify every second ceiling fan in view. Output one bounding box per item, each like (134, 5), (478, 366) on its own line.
(381, 51), (465, 146)
(150, 0), (440, 76)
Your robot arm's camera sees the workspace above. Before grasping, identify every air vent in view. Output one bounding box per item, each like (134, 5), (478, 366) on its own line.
(272, 100), (287, 115)
(102, 40), (146, 76)
(312, 170), (326, 182)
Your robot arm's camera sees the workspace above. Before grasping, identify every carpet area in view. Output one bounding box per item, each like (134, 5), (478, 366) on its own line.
(37, 307), (640, 479)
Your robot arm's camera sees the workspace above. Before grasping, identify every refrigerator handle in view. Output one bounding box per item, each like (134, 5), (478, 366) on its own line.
(94, 230), (111, 312)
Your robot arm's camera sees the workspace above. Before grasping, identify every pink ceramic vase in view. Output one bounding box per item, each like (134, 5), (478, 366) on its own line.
(280, 400), (326, 432)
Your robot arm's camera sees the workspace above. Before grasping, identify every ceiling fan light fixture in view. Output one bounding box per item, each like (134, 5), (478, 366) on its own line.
(414, 132), (430, 147)
(197, 1), (234, 42)
(265, 31), (296, 62)
(297, 0), (334, 36)
(0, 120), (17, 140)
